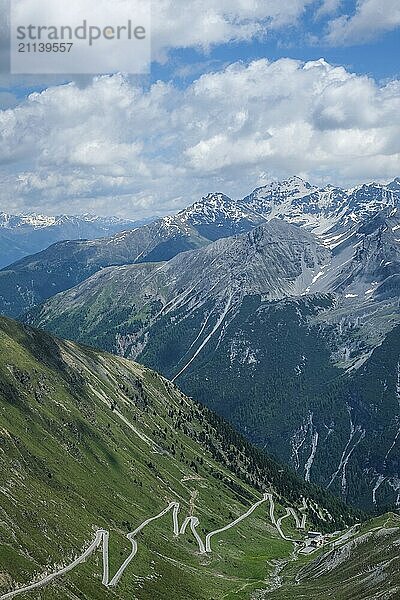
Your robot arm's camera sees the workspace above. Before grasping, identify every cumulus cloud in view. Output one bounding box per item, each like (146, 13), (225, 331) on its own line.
(0, 58), (399, 217)
(325, 0), (400, 45)
(1, 0), (397, 83)
(151, 0), (316, 58)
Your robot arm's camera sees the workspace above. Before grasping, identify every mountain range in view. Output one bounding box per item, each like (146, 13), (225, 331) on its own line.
(1, 176), (399, 513)
(0, 176), (398, 317)
(0, 212), (155, 269)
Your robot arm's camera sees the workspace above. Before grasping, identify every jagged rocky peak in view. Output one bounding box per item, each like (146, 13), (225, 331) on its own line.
(181, 191), (236, 219)
(346, 182), (398, 211)
(202, 191), (233, 204)
(238, 177), (341, 234)
(243, 175), (317, 206)
(388, 177), (400, 193)
(175, 190), (262, 233)
(180, 192), (234, 212)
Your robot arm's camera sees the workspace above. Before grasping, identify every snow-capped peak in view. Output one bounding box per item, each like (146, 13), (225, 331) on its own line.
(0, 212), (136, 230)
(156, 175), (399, 245)
(244, 176), (316, 202)
(0, 213), (58, 229)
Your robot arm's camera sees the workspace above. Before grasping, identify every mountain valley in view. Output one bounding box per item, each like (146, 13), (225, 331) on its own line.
(24, 177), (400, 511)
(0, 315), (379, 600)
(0, 176), (398, 512)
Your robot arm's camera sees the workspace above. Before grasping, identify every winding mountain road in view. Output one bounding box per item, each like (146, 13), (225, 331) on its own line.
(205, 494), (269, 552)
(0, 493), (306, 599)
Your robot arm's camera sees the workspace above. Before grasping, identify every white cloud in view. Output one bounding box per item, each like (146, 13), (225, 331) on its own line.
(0, 57), (399, 217)
(151, 0), (316, 59)
(0, 0), (396, 87)
(315, 0), (342, 19)
(4, 0), (316, 74)
(325, 0), (400, 45)
(11, 0), (151, 74)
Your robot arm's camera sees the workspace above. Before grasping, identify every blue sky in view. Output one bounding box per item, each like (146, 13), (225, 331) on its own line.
(4, 1), (400, 98)
(153, 6), (400, 87)
(0, 0), (399, 217)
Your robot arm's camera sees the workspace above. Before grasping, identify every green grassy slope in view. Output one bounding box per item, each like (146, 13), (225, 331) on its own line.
(0, 316), (362, 600)
(31, 277), (400, 511)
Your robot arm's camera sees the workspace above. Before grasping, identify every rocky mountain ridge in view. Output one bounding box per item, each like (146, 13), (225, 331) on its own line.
(25, 181), (400, 511)
(0, 175), (398, 318)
